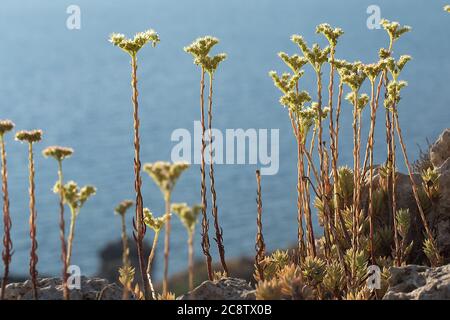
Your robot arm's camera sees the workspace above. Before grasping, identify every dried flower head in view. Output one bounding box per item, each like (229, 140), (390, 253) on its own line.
(291, 35), (330, 72)
(114, 200), (134, 216)
(0, 120), (15, 136)
(143, 208), (170, 232)
(42, 146), (74, 161)
(109, 30), (160, 55)
(184, 36), (219, 61)
(316, 23), (344, 48)
(380, 19), (411, 43)
(53, 180), (96, 215)
(15, 129), (43, 144)
(143, 161), (190, 198)
(278, 52), (308, 74)
(171, 203), (202, 233)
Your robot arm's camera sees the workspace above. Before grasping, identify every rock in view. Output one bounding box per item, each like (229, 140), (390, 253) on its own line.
(430, 128), (450, 168)
(383, 264), (450, 300)
(1, 276), (125, 300)
(178, 278), (256, 300)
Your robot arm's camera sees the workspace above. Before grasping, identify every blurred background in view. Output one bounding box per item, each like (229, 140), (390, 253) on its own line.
(0, 0), (449, 285)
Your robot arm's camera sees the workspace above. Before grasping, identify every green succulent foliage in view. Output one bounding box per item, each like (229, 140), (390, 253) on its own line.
(258, 250), (290, 281)
(316, 23), (344, 48)
(395, 209), (410, 239)
(53, 180), (96, 216)
(337, 166), (354, 205)
(118, 265), (135, 288)
(423, 238), (443, 267)
(344, 248), (369, 282)
(345, 92), (369, 111)
(380, 19), (411, 43)
(278, 52), (308, 74)
(171, 203), (202, 233)
(301, 256), (326, 286)
(143, 208), (170, 233)
(421, 167), (440, 201)
(291, 35), (330, 72)
(143, 161), (190, 199)
(109, 30), (160, 56)
(322, 261), (344, 295)
(384, 80), (408, 110)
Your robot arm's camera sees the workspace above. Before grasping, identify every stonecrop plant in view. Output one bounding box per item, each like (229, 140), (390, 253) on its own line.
(109, 29), (160, 300)
(0, 120), (14, 300)
(184, 36), (229, 280)
(143, 161), (189, 296)
(15, 129), (43, 300)
(42, 145), (74, 300)
(262, 18), (444, 300)
(171, 203), (202, 291)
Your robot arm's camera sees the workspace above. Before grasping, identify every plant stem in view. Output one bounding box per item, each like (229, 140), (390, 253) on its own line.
(66, 208), (77, 266)
(188, 231), (194, 291)
(162, 193), (171, 296)
(120, 213), (130, 300)
(146, 231), (160, 300)
(28, 143), (38, 300)
(130, 53), (149, 299)
(0, 135), (12, 300)
(207, 72), (228, 275)
(255, 170), (266, 280)
(199, 67), (213, 281)
(391, 110), (400, 266)
(57, 160), (69, 300)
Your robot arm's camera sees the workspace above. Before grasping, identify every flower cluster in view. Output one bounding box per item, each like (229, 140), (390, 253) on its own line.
(114, 200), (134, 216)
(109, 29), (160, 55)
(278, 52), (308, 74)
(316, 23), (344, 48)
(291, 35), (330, 72)
(184, 36), (226, 74)
(143, 161), (189, 198)
(15, 130), (43, 144)
(171, 203), (202, 233)
(380, 19), (411, 44)
(42, 146), (74, 161)
(0, 120), (14, 136)
(53, 181), (96, 215)
(143, 208), (170, 232)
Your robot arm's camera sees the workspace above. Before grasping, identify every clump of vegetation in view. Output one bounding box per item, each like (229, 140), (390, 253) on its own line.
(143, 161), (189, 296)
(115, 200), (134, 299)
(171, 203), (202, 291)
(184, 36), (229, 279)
(53, 181), (96, 266)
(0, 120), (14, 300)
(42, 146), (74, 300)
(109, 29), (160, 300)
(15, 129), (43, 299)
(143, 208), (170, 300)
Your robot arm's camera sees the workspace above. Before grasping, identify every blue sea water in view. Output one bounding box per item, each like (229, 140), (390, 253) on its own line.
(0, 0), (449, 280)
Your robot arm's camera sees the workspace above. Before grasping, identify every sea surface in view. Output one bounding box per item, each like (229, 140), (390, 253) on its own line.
(0, 0), (449, 280)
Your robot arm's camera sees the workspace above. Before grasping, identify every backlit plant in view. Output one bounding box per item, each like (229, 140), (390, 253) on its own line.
(171, 202), (202, 291)
(53, 180), (96, 266)
(15, 129), (43, 299)
(42, 145), (74, 300)
(143, 161), (189, 295)
(115, 199), (134, 300)
(109, 29), (160, 300)
(143, 208), (170, 300)
(0, 120), (14, 300)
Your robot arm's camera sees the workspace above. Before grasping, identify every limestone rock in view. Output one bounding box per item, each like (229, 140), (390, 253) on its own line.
(1, 276), (125, 300)
(178, 278), (256, 300)
(383, 264), (450, 300)
(430, 128), (450, 168)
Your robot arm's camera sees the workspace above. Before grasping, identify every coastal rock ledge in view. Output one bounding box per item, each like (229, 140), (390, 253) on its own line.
(1, 276), (123, 300)
(383, 264), (450, 300)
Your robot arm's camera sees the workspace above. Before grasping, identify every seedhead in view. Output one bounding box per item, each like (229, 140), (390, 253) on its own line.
(15, 129), (42, 144)
(109, 30), (160, 56)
